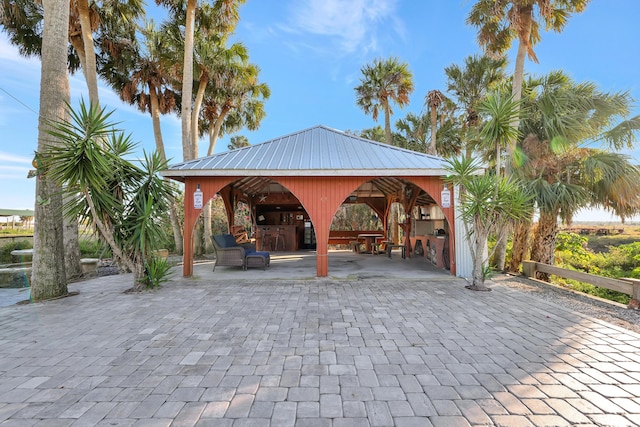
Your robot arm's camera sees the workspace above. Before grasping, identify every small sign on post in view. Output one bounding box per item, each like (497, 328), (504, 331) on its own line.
(194, 184), (203, 209)
(441, 185), (451, 208)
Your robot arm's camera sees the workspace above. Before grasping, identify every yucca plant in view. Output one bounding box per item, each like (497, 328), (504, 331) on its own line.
(446, 156), (532, 290)
(43, 100), (176, 291)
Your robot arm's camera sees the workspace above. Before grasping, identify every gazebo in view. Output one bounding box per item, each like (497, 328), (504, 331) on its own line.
(162, 125), (460, 278)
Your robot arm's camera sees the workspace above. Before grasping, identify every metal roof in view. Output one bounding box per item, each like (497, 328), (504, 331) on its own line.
(0, 209), (34, 217)
(162, 125), (448, 179)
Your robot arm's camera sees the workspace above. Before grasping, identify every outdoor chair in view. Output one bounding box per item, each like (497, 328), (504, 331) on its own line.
(211, 233), (266, 271)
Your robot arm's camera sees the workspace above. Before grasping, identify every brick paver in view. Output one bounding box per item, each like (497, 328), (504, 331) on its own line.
(1, 269), (639, 426)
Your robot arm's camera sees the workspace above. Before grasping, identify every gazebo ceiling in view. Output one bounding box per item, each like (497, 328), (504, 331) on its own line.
(231, 176), (437, 206)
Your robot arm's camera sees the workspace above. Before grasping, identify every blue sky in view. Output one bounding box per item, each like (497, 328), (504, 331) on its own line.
(1, 0), (639, 221)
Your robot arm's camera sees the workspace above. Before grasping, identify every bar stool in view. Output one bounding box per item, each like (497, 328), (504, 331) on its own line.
(272, 227), (286, 251)
(260, 228), (272, 251)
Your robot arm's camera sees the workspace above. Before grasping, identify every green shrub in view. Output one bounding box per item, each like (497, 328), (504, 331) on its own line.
(553, 232), (637, 304)
(79, 239), (110, 258)
(559, 278), (630, 305)
(555, 233), (594, 272)
(141, 256), (173, 289)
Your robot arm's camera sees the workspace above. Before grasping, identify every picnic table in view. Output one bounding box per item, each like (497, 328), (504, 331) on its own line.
(357, 233), (384, 254)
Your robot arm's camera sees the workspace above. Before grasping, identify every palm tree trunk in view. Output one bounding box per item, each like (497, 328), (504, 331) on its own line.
(208, 121), (218, 155)
(391, 203), (399, 245)
(169, 203), (183, 255)
(530, 208), (559, 281)
(63, 210), (82, 279)
(204, 200), (213, 253)
(31, 0), (70, 301)
(191, 74), (208, 147)
(193, 216), (204, 256)
(207, 109), (229, 156)
(132, 258), (147, 292)
(492, 227), (508, 271)
(507, 6), (532, 173)
(508, 219), (531, 273)
(470, 227), (490, 290)
(181, 0), (197, 161)
(149, 86), (166, 155)
(149, 86), (183, 254)
(70, 38), (88, 80)
(383, 102), (392, 145)
(494, 10), (532, 270)
(429, 105), (437, 155)
(76, 0), (99, 107)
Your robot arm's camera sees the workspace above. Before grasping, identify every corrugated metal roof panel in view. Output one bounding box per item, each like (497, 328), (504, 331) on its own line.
(165, 125), (447, 175)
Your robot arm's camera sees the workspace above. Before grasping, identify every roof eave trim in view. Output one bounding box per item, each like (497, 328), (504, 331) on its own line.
(161, 169), (448, 177)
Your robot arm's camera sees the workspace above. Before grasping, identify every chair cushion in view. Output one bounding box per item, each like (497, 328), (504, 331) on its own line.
(223, 234), (237, 248)
(214, 234), (238, 248)
(213, 234), (226, 248)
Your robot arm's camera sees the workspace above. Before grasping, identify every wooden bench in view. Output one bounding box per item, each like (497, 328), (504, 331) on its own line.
(385, 242), (406, 259)
(349, 241), (363, 253)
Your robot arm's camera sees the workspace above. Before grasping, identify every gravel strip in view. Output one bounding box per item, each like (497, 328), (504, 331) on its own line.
(490, 273), (640, 334)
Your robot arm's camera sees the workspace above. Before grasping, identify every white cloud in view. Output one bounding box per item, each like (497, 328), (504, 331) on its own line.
(0, 37), (40, 65)
(284, 0), (401, 55)
(0, 151), (32, 164)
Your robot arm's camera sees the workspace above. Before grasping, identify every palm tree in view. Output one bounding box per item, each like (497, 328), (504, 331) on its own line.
(395, 111), (462, 157)
(358, 126), (387, 144)
(354, 57), (414, 145)
(510, 71), (640, 276)
(0, 0), (44, 57)
(201, 62), (270, 155)
(2, 0), (144, 105)
(395, 112), (429, 152)
(107, 20), (185, 254)
(114, 21), (176, 161)
(468, 0), (589, 272)
(445, 54), (507, 157)
(425, 90), (446, 155)
(186, 1), (248, 151)
(30, 0), (70, 301)
(467, 0), (589, 170)
(354, 57), (413, 245)
(228, 135), (250, 150)
(156, 0), (245, 161)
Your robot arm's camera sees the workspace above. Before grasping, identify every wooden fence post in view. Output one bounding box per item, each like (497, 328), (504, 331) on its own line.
(521, 260), (536, 278)
(622, 278), (640, 310)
